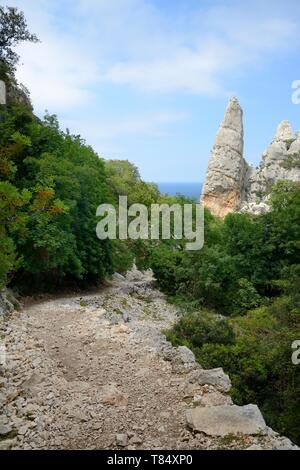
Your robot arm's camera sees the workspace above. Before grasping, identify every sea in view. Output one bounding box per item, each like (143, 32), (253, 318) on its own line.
(156, 182), (202, 201)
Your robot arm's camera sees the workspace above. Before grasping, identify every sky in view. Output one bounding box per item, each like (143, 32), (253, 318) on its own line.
(8, 0), (300, 182)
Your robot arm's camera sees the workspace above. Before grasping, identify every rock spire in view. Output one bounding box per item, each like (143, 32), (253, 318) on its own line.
(201, 99), (300, 217)
(201, 97), (249, 217)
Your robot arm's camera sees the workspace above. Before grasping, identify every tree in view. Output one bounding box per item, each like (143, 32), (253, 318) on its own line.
(0, 6), (39, 76)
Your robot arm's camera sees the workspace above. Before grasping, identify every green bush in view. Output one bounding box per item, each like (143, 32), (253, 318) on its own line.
(166, 310), (235, 357)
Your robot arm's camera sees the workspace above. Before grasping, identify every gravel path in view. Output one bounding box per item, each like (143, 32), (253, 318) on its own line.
(0, 268), (297, 450)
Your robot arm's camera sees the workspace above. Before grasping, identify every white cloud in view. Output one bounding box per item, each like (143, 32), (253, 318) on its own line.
(13, 0), (300, 105)
(63, 110), (189, 142)
(17, 40), (99, 111)
(103, 40), (236, 94)
(101, 4), (298, 94)
(13, 0), (100, 111)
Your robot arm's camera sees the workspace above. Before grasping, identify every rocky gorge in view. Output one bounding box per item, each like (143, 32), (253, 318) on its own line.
(0, 268), (298, 450)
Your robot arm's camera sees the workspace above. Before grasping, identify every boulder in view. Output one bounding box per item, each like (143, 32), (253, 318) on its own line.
(188, 367), (231, 393)
(160, 344), (198, 374)
(116, 433), (128, 447)
(186, 404), (267, 436)
(0, 424), (13, 437)
(129, 434), (143, 445)
(0, 288), (19, 316)
(125, 265), (144, 282)
(177, 346), (196, 364)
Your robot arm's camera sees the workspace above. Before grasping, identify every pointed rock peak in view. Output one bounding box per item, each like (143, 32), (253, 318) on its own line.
(273, 120), (294, 142)
(229, 95), (240, 105)
(221, 96), (243, 134)
(225, 96), (242, 113)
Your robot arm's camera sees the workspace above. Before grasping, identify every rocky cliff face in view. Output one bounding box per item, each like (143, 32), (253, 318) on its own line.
(0, 80), (6, 104)
(201, 99), (300, 217)
(0, 78), (32, 110)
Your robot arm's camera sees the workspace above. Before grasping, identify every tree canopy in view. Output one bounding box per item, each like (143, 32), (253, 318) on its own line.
(0, 6), (39, 77)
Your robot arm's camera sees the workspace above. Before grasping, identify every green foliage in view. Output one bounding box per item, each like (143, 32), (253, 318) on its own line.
(0, 103), (176, 289)
(0, 6), (39, 76)
(153, 181), (300, 444)
(166, 296), (300, 444)
(0, 181), (29, 288)
(105, 159), (160, 207)
(149, 184), (300, 315)
(104, 158), (195, 271)
(166, 310), (235, 354)
(110, 239), (135, 274)
(0, 104), (118, 290)
(279, 152), (300, 170)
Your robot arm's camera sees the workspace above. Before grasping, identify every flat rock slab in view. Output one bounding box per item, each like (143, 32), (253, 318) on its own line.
(186, 404), (267, 436)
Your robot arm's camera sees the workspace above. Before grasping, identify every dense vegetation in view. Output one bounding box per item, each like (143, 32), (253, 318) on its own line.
(0, 102), (180, 291)
(1, 4), (299, 447)
(0, 105), (117, 290)
(147, 182), (300, 444)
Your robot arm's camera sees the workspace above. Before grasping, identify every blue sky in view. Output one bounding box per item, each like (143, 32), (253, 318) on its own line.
(11, 0), (300, 182)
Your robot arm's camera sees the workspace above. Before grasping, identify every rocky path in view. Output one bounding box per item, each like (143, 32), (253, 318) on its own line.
(0, 268), (297, 450)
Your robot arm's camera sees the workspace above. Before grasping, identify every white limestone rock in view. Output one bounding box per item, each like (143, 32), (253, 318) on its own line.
(201, 97), (249, 217)
(240, 201), (270, 215)
(188, 367), (231, 393)
(245, 120), (300, 209)
(272, 437), (299, 451)
(0, 288), (19, 317)
(273, 120), (294, 142)
(186, 404), (267, 436)
(159, 342), (199, 373)
(116, 433), (128, 447)
(288, 130), (300, 155)
(201, 100), (300, 217)
(0, 80), (6, 105)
